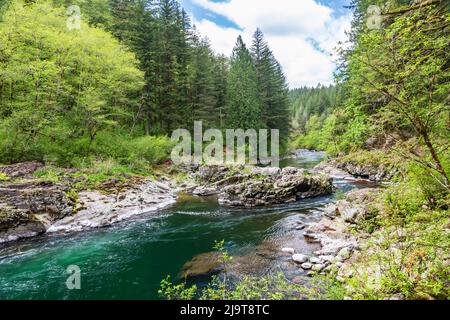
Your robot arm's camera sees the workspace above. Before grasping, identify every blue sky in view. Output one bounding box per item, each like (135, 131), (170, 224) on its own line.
(179, 0), (354, 88)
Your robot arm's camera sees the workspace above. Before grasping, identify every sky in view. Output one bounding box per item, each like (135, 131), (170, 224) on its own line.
(179, 0), (354, 88)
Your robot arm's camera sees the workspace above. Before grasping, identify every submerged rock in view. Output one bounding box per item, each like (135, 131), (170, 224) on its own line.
(181, 252), (223, 278)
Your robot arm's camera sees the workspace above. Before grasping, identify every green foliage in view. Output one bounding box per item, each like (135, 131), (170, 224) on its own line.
(127, 136), (175, 165)
(252, 29), (291, 149)
(339, 1), (450, 189)
(340, 163), (450, 300)
(0, 0), (144, 165)
(0, 172), (9, 181)
(290, 84), (343, 135)
(0, 0), (292, 167)
(158, 276), (198, 300)
(34, 158), (140, 191)
(344, 205), (449, 299)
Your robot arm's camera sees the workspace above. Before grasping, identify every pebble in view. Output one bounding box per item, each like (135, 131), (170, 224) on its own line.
(292, 276), (303, 284)
(309, 256), (323, 264)
(301, 262), (312, 270)
(292, 254), (308, 264)
(282, 247), (295, 254)
(312, 264), (325, 272)
(337, 247), (352, 261)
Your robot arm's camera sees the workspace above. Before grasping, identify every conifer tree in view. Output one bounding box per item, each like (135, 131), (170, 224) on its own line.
(226, 36), (263, 130)
(251, 29), (290, 147)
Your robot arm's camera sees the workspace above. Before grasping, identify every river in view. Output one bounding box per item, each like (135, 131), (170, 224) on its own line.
(0, 150), (372, 299)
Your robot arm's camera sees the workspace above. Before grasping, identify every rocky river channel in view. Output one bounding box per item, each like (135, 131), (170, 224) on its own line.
(0, 150), (377, 299)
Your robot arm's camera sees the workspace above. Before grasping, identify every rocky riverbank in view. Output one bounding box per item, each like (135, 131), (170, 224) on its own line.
(0, 162), (177, 243)
(313, 150), (401, 182)
(0, 160), (333, 243)
(282, 188), (382, 278)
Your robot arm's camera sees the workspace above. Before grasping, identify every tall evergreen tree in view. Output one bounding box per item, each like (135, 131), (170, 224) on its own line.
(226, 36), (262, 130)
(251, 28), (290, 147)
(211, 54), (228, 128)
(187, 32), (217, 129)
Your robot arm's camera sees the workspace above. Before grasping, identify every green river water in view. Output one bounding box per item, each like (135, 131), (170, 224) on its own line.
(0, 151), (370, 300)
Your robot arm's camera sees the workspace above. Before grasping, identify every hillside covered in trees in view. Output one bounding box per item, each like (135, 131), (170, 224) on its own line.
(291, 0), (449, 189)
(0, 0), (291, 168)
(289, 85), (344, 152)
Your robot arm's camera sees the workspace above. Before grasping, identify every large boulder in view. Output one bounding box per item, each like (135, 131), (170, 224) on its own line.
(218, 167), (333, 207)
(337, 200), (363, 223)
(187, 165), (333, 207)
(335, 188), (382, 223)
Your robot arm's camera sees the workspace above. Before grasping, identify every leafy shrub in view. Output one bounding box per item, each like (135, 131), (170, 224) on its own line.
(0, 172), (9, 181)
(128, 136), (175, 165)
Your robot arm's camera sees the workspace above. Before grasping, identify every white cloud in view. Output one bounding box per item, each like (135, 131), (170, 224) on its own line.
(190, 0), (352, 88)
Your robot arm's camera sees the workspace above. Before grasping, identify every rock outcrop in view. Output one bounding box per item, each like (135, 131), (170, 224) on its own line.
(0, 161), (44, 179)
(0, 163), (177, 243)
(187, 165), (333, 207)
(0, 181), (73, 242)
(48, 178), (176, 233)
(324, 158), (398, 182)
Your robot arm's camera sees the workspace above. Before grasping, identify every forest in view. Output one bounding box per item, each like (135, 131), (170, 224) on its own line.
(0, 0), (290, 169)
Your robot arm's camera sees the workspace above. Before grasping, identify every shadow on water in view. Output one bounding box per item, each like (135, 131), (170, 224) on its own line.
(0, 150), (375, 300)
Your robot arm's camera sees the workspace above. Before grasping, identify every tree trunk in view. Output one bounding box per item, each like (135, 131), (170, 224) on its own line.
(421, 129), (450, 189)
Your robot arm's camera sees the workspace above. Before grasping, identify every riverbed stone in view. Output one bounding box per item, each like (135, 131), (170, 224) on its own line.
(181, 252), (223, 278)
(312, 263), (325, 272)
(319, 255), (336, 264)
(282, 247), (295, 254)
(301, 262), (312, 270)
(309, 256), (323, 264)
(292, 254), (308, 264)
(337, 247), (352, 261)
